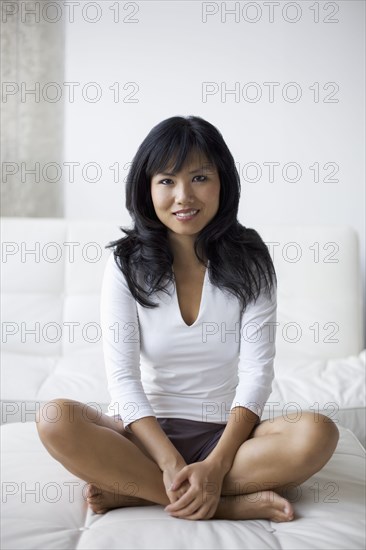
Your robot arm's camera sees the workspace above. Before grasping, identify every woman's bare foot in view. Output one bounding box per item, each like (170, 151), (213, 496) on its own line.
(214, 490), (295, 522)
(85, 483), (154, 514)
(86, 484), (294, 522)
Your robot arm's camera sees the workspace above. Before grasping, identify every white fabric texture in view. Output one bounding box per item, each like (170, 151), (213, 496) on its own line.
(101, 253), (277, 430)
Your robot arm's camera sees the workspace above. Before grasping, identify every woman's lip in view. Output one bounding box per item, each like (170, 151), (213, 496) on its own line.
(173, 209), (199, 214)
(173, 210), (200, 221)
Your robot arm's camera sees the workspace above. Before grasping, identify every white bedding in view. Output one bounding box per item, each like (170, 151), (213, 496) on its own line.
(1, 421), (365, 550)
(2, 349), (365, 445)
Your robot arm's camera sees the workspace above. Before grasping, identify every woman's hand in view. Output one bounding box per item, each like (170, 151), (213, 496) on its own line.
(163, 462), (190, 504)
(164, 459), (225, 520)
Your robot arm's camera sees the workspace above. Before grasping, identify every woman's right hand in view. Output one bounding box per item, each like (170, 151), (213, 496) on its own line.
(163, 462), (190, 504)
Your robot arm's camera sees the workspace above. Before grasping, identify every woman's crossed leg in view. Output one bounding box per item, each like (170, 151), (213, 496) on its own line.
(36, 398), (339, 521)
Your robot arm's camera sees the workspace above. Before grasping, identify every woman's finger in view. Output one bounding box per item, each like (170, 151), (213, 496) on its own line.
(170, 480), (190, 498)
(168, 498), (202, 518)
(182, 502), (213, 521)
(168, 491), (180, 503)
(170, 466), (190, 491)
(165, 486), (196, 512)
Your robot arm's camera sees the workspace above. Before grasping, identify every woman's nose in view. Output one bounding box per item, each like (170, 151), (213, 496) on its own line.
(175, 181), (194, 203)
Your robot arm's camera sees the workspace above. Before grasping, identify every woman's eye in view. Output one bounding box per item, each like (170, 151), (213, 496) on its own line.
(157, 175), (207, 185)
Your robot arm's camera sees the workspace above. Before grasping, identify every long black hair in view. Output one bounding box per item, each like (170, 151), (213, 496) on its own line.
(106, 115), (276, 315)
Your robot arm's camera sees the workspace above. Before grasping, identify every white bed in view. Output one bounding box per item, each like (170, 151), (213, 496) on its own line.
(1, 218), (365, 549)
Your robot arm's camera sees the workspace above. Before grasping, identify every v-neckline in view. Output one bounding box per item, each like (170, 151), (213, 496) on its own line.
(173, 261), (209, 328)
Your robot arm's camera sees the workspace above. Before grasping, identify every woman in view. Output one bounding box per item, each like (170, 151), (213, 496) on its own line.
(36, 115), (339, 522)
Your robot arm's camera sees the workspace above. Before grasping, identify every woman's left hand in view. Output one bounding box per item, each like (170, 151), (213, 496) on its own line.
(164, 459), (226, 520)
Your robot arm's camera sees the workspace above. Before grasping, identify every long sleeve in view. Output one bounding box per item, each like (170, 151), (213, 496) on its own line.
(231, 282), (277, 418)
(100, 253), (156, 430)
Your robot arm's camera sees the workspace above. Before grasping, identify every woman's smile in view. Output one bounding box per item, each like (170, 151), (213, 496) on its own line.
(173, 209), (200, 221)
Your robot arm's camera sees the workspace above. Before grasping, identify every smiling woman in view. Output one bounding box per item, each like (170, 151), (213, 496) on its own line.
(36, 115), (339, 523)
(107, 115), (275, 317)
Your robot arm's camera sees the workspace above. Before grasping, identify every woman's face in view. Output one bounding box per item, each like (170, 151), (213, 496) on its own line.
(150, 150), (220, 239)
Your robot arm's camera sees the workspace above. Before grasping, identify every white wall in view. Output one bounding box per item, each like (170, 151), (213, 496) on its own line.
(63, 1), (365, 336)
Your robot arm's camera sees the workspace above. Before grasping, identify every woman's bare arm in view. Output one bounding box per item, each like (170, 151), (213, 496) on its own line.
(127, 416), (186, 470)
(129, 416), (193, 504)
(203, 406), (259, 473)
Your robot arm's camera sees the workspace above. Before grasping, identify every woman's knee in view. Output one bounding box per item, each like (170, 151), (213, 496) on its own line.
(295, 412), (339, 461)
(315, 413), (339, 451)
(36, 398), (85, 446)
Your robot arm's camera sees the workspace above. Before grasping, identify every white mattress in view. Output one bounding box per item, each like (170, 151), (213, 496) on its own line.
(1, 421), (365, 550)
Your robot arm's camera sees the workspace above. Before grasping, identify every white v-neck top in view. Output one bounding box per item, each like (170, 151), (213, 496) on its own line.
(101, 253), (277, 430)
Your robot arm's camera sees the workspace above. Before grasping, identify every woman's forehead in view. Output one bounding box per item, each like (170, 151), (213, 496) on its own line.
(165, 150), (213, 173)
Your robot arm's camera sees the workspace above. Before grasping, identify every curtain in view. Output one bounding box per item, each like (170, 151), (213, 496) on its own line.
(1, 1), (65, 217)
